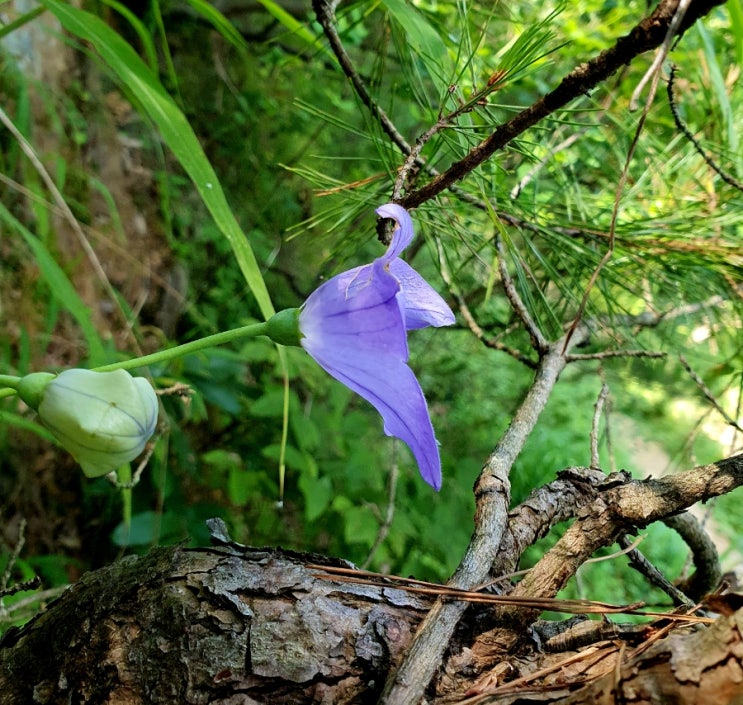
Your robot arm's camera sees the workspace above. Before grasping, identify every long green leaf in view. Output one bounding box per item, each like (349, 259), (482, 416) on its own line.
(730, 0), (743, 67)
(254, 0), (335, 61)
(381, 0), (453, 83)
(0, 202), (107, 364)
(183, 0), (251, 59)
(99, 0), (158, 72)
(41, 0), (275, 319)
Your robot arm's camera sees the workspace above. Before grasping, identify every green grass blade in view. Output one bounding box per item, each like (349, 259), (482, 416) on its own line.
(182, 0), (251, 58)
(99, 0), (158, 72)
(727, 0), (743, 69)
(0, 5), (46, 41)
(0, 202), (107, 364)
(41, 0), (275, 319)
(254, 0), (336, 61)
(381, 0), (453, 83)
(696, 21), (737, 155)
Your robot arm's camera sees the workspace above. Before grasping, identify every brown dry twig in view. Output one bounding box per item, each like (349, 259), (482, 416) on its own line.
(496, 235), (548, 353)
(309, 563), (712, 624)
(680, 354), (743, 434)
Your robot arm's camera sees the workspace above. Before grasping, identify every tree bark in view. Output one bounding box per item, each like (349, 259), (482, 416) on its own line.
(0, 538), (430, 704)
(2, 529), (743, 704)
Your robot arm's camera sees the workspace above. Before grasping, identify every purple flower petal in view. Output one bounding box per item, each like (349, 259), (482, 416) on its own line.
(301, 263), (408, 359)
(389, 259), (456, 330)
(300, 260), (442, 490)
(376, 203), (414, 261)
(294, 203), (454, 490)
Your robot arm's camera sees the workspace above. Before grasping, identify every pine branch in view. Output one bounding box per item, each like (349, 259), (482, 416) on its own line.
(399, 0), (727, 210)
(667, 65), (743, 192)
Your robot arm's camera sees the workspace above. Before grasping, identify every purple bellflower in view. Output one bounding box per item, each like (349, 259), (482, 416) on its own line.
(297, 204), (455, 490)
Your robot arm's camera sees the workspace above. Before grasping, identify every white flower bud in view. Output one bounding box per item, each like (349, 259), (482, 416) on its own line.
(20, 369), (158, 478)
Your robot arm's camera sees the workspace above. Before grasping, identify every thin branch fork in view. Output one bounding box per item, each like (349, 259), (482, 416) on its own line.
(471, 453), (743, 663)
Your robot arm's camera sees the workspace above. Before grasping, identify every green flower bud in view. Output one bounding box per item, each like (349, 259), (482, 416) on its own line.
(265, 308), (302, 347)
(21, 369), (159, 478)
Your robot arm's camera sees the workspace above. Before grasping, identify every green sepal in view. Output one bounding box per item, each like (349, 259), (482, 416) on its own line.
(17, 372), (57, 410)
(265, 308), (302, 347)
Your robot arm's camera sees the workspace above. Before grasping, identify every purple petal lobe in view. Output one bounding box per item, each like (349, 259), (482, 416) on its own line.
(301, 262), (408, 360)
(389, 259), (456, 330)
(375, 203), (414, 261)
(299, 260), (442, 489)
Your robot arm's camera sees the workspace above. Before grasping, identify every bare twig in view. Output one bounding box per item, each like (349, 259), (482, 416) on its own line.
(1, 519), (26, 592)
(510, 132), (585, 200)
(664, 512), (721, 600)
(618, 534), (694, 607)
(585, 534), (645, 565)
(0, 586), (67, 622)
(680, 355), (743, 433)
(312, 0), (413, 159)
(731, 378), (743, 456)
(590, 382), (610, 468)
(437, 238), (538, 368)
(0, 577), (42, 602)
(496, 235), (547, 353)
(455, 296), (538, 368)
(629, 0), (691, 110)
(601, 370), (617, 474)
(567, 349), (667, 362)
(361, 451), (399, 570)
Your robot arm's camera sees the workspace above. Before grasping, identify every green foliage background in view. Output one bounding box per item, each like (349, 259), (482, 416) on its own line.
(0, 0), (740, 630)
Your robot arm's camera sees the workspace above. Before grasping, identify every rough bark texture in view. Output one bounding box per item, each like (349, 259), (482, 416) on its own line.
(0, 541), (429, 704)
(2, 535), (743, 704)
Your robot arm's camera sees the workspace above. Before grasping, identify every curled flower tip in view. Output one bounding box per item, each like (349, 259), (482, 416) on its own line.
(20, 369), (159, 478)
(375, 204), (456, 330)
(297, 204), (455, 489)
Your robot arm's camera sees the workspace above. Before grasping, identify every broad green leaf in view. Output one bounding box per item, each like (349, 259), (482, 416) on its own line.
(41, 0), (275, 320)
(298, 474), (333, 522)
(111, 510), (185, 546)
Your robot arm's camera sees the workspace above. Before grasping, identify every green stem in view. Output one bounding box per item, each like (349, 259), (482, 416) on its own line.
(0, 375), (21, 389)
(94, 322), (269, 372)
(0, 6), (46, 41)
